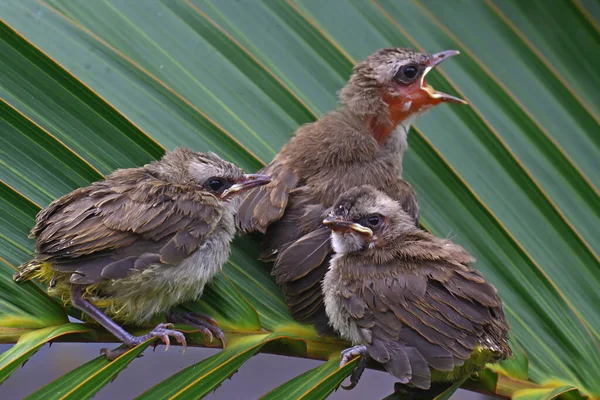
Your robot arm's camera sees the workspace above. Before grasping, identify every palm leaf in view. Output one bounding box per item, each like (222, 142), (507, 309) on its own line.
(261, 357), (359, 400)
(25, 340), (152, 400)
(0, 0), (598, 398)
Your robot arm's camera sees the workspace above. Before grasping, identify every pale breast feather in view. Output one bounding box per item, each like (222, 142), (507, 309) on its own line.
(322, 263), (365, 344)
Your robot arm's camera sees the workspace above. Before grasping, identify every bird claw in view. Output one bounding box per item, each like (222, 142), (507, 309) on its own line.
(187, 311), (220, 327)
(167, 312), (226, 348)
(340, 345), (367, 367)
(200, 327), (214, 344)
(100, 322), (187, 360)
(149, 323), (187, 353)
(340, 345), (368, 390)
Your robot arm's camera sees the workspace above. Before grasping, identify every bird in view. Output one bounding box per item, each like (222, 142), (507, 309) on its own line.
(236, 47), (466, 330)
(321, 185), (511, 391)
(13, 148), (271, 360)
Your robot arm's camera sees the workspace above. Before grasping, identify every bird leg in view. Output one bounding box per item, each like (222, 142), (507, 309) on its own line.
(167, 311), (226, 347)
(339, 345), (369, 390)
(70, 285), (187, 360)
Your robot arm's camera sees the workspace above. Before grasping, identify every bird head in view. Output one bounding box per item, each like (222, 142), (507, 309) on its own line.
(339, 48), (466, 143)
(323, 185), (413, 254)
(155, 148), (271, 201)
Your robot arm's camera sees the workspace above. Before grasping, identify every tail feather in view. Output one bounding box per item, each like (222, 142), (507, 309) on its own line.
(13, 260), (43, 282)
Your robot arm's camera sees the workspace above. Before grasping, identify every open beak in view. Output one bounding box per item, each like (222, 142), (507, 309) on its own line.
(220, 174), (271, 199)
(323, 216), (373, 236)
(419, 50), (467, 105)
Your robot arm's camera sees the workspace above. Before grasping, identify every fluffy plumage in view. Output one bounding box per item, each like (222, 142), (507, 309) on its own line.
(14, 148), (270, 357)
(237, 47), (464, 328)
(322, 186), (511, 390)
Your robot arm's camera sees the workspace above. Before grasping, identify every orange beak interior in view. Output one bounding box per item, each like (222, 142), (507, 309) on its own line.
(386, 50), (467, 115)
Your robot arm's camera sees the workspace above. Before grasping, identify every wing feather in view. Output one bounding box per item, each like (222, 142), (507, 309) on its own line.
(272, 227), (331, 284)
(341, 260), (509, 390)
(31, 172), (218, 284)
(236, 162), (298, 233)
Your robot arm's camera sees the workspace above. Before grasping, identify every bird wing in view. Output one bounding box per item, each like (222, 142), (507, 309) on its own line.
(32, 173), (219, 284)
(265, 199), (330, 325)
(272, 225), (331, 324)
(268, 178), (420, 326)
(343, 262), (508, 390)
(235, 160), (298, 234)
(269, 177), (420, 324)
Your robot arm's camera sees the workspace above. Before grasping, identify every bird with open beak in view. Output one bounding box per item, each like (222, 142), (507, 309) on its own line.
(14, 148), (271, 359)
(322, 186), (511, 391)
(237, 48), (466, 330)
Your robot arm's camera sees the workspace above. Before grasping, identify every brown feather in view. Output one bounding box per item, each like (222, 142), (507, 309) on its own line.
(291, 297), (325, 323)
(272, 227), (331, 284)
(235, 89), (421, 327)
(400, 328), (454, 372)
(369, 338), (392, 363)
(323, 186), (511, 389)
(403, 347), (430, 389)
(284, 283), (322, 307)
(382, 344), (411, 384)
(236, 163), (297, 233)
(29, 155), (226, 285)
(280, 261), (329, 297)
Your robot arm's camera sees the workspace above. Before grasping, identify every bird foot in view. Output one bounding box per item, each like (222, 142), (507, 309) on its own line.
(100, 322), (187, 361)
(340, 345), (368, 390)
(340, 345), (368, 366)
(167, 312), (226, 348)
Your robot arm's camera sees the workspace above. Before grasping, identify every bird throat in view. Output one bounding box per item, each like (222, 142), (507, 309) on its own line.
(368, 88), (439, 145)
(367, 104), (418, 146)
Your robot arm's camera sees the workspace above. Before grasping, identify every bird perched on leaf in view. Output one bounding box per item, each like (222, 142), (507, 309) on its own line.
(236, 47), (466, 330)
(322, 186), (511, 391)
(14, 148), (271, 359)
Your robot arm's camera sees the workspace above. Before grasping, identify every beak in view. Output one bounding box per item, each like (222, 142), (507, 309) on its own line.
(323, 216), (373, 236)
(420, 50), (467, 105)
(429, 49), (461, 69)
(220, 174), (271, 199)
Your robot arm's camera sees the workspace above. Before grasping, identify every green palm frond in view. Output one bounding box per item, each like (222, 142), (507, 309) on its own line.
(0, 0), (598, 399)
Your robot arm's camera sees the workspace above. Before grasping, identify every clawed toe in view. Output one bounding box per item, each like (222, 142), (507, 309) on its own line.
(150, 323), (188, 352)
(214, 329), (227, 347)
(340, 345), (368, 390)
(189, 312), (220, 327)
(199, 327), (214, 343)
(340, 345), (367, 367)
(167, 312), (226, 348)
(100, 323), (188, 360)
(193, 322), (226, 348)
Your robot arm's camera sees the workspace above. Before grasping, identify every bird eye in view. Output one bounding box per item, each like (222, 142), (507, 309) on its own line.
(365, 214), (383, 227)
(207, 178), (225, 192)
(394, 64), (419, 83)
(402, 65), (418, 79)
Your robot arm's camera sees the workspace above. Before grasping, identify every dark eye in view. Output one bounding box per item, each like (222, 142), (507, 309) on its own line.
(402, 65), (418, 80)
(394, 64), (419, 83)
(365, 214), (382, 227)
(207, 178), (225, 192)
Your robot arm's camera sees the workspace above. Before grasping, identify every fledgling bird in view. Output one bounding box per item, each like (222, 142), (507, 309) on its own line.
(14, 148), (271, 359)
(322, 186), (511, 390)
(237, 47), (466, 329)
